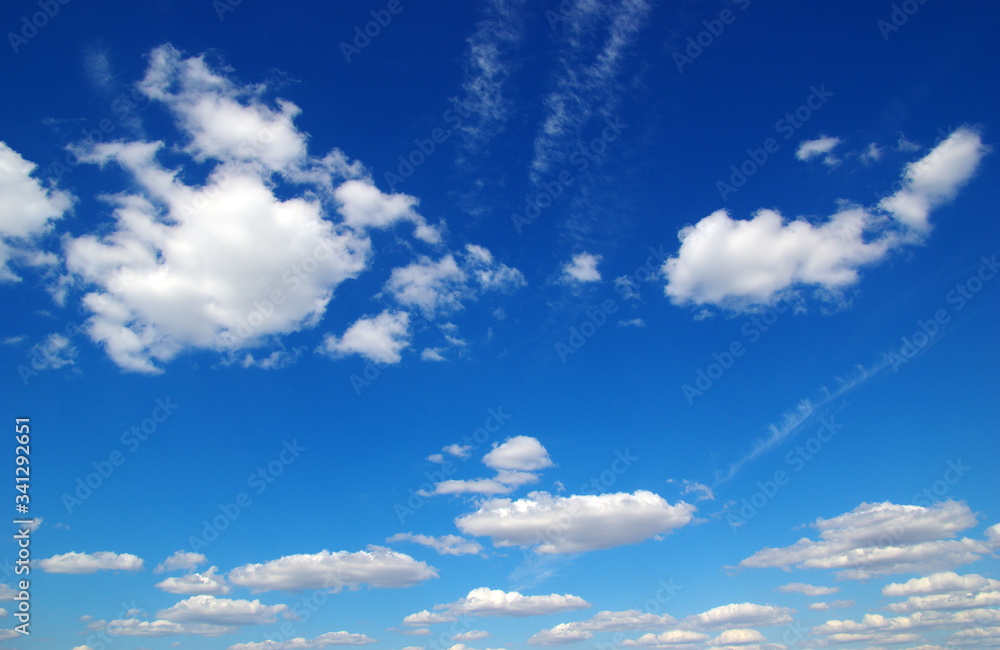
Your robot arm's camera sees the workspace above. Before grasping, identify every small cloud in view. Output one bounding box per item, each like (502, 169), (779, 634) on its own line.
(668, 479), (714, 501)
(796, 135), (842, 165)
(422, 348), (447, 361)
(614, 275), (639, 300)
(859, 142), (882, 163)
(561, 253), (602, 284)
(618, 318), (645, 328)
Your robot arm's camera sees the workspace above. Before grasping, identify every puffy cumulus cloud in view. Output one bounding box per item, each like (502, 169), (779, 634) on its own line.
(386, 533), (483, 556)
(738, 500), (995, 580)
(383, 245), (524, 318)
(155, 566), (230, 595)
(334, 179), (440, 244)
(621, 630), (711, 647)
(947, 626), (1000, 646)
(156, 595), (291, 626)
(425, 587), (590, 619)
(707, 629), (767, 646)
(528, 610), (677, 645)
(0, 141), (74, 281)
(796, 136), (841, 164)
(318, 310), (410, 364)
(226, 546), (438, 592)
(227, 631), (378, 649)
(154, 550), (207, 574)
(456, 490), (695, 554)
(452, 630), (491, 642)
(879, 127), (990, 231)
(65, 139), (371, 373)
(37, 551), (143, 574)
(61, 45), (462, 373)
(883, 571), (1000, 597)
(663, 207), (891, 309)
(776, 583), (839, 596)
(561, 253), (602, 284)
(663, 128), (988, 311)
(483, 436), (553, 471)
(686, 603), (795, 631)
(808, 609), (1000, 645)
(807, 600), (854, 611)
(85, 617), (234, 637)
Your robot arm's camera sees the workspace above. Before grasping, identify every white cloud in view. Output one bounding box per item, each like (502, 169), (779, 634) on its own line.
(686, 603), (795, 630)
(452, 630), (491, 642)
(156, 567), (231, 595)
(883, 571), (1000, 597)
(403, 611), (458, 626)
(226, 547), (438, 592)
(796, 136), (841, 164)
(0, 141), (74, 281)
(860, 142), (882, 163)
(386, 533), (483, 556)
(383, 245), (524, 318)
(621, 630), (711, 647)
(667, 479), (714, 502)
(776, 583), (839, 596)
(456, 490), (695, 554)
(561, 253), (602, 284)
(418, 587), (590, 620)
(879, 127), (990, 231)
(37, 551), (143, 574)
(428, 470), (540, 496)
(708, 629), (767, 646)
(739, 500), (993, 580)
(86, 617), (234, 637)
(528, 610), (677, 645)
(157, 595), (290, 626)
(227, 631), (378, 649)
(154, 551), (207, 574)
(319, 311), (411, 364)
(663, 127), (988, 311)
(482, 436), (553, 471)
(614, 275), (640, 300)
(29, 333), (77, 370)
(618, 318), (645, 327)
(334, 179), (440, 243)
(885, 590), (1000, 613)
(444, 444), (473, 458)
(663, 207), (892, 309)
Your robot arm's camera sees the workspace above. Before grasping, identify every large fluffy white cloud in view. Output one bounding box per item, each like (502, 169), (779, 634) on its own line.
(456, 490), (695, 554)
(226, 547), (437, 592)
(0, 141), (73, 281)
(663, 127), (988, 310)
(739, 500), (995, 580)
(37, 551), (143, 574)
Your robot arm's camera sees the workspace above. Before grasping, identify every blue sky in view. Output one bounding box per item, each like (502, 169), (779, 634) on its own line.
(1, 1), (999, 649)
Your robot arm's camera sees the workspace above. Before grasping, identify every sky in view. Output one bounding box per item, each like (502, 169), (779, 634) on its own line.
(1, 1), (999, 649)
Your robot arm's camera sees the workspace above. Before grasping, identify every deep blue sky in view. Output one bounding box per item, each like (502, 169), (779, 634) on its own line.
(1, 1), (999, 649)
